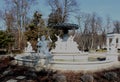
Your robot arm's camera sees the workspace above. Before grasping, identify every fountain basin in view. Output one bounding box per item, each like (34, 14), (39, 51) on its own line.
(15, 53), (52, 67)
(15, 53), (38, 66)
(50, 53), (119, 71)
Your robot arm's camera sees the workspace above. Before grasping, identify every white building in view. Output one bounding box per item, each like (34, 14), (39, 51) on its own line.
(107, 33), (120, 53)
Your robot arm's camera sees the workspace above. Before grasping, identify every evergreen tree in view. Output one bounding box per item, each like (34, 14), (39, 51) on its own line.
(0, 30), (14, 53)
(25, 11), (48, 50)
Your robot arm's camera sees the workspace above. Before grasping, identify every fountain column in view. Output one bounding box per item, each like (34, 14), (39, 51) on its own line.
(51, 23), (80, 53)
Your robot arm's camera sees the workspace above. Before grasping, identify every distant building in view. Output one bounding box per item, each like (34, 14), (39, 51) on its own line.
(106, 33), (120, 53)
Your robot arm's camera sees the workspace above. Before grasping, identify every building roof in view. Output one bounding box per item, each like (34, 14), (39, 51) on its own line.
(107, 33), (120, 38)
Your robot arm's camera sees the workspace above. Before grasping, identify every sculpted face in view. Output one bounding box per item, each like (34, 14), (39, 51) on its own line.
(41, 35), (45, 41)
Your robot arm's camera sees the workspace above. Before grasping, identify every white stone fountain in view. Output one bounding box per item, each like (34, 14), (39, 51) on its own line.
(50, 23), (119, 71)
(14, 23), (119, 71)
(50, 37), (119, 71)
(14, 35), (52, 69)
(51, 34), (81, 53)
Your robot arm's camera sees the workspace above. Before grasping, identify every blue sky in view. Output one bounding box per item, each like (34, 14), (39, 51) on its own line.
(0, 0), (120, 29)
(79, 0), (120, 21)
(28, 0), (120, 19)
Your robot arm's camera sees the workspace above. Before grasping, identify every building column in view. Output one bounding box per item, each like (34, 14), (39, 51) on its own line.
(118, 38), (120, 48)
(112, 37), (116, 45)
(111, 37), (117, 53)
(107, 37), (109, 52)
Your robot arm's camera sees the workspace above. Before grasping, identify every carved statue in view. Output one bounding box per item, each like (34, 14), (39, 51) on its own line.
(25, 41), (33, 52)
(67, 33), (76, 43)
(37, 35), (52, 56)
(55, 34), (62, 42)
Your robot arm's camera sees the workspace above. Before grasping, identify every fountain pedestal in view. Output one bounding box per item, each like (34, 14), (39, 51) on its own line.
(51, 23), (81, 54)
(51, 35), (81, 54)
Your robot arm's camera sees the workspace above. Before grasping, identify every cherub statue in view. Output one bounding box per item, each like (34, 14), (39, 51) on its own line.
(68, 34), (76, 42)
(37, 35), (52, 55)
(25, 41), (33, 52)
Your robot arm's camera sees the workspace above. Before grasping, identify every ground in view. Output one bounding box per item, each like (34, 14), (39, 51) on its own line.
(0, 55), (120, 82)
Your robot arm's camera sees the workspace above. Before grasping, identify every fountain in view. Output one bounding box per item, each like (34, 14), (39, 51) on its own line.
(14, 23), (119, 71)
(14, 35), (52, 69)
(50, 23), (119, 71)
(51, 23), (82, 54)
(51, 34), (80, 53)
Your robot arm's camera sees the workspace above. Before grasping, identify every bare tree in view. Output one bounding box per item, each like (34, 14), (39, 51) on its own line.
(75, 13), (83, 34)
(77, 13), (88, 50)
(113, 21), (120, 33)
(4, 9), (15, 32)
(75, 12), (104, 51)
(76, 13), (91, 51)
(48, 0), (78, 23)
(4, 0), (36, 50)
(106, 16), (111, 33)
(89, 13), (103, 49)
